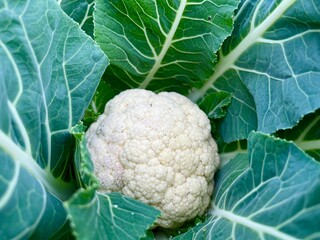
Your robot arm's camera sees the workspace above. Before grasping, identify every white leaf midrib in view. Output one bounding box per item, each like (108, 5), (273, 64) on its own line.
(0, 131), (48, 189)
(211, 207), (298, 240)
(0, 160), (20, 209)
(19, 1), (54, 169)
(188, 0), (297, 102)
(138, 0), (187, 89)
(79, 1), (94, 28)
(0, 130), (73, 200)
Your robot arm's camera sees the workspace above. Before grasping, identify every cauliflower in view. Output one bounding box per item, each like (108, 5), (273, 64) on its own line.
(86, 89), (220, 228)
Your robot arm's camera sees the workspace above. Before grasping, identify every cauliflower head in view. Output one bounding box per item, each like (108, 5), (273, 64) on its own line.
(86, 89), (220, 228)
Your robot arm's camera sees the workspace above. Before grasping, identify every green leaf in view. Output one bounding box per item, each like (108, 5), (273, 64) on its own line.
(94, 0), (239, 93)
(83, 80), (119, 127)
(71, 123), (99, 189)
(66, 191), (160, 240)
(141, 230), (156, 240)
(189, 0), (320, 142)
(59, 0), (95, 38)
(48, 220), (76, 240)
(218, 139), (247, 167)
(0, 0), (108, 237)
(0, 151), (68, 239)
(174, 132), (320, 239)
(276, 110), (320, 161)
(198, 91), (232, 119)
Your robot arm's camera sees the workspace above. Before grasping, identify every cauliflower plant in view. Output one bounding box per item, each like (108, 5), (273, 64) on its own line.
(86, 89), (220, 228)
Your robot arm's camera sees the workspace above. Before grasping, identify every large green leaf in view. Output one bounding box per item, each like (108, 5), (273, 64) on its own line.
(94, 0), (239, 94)
(174, 132), (320, 239)
(66, 191), (160, 240)
(189, 0), (320, 142)
(59, 0), (121, 127)
(0, 0), (108, 238)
